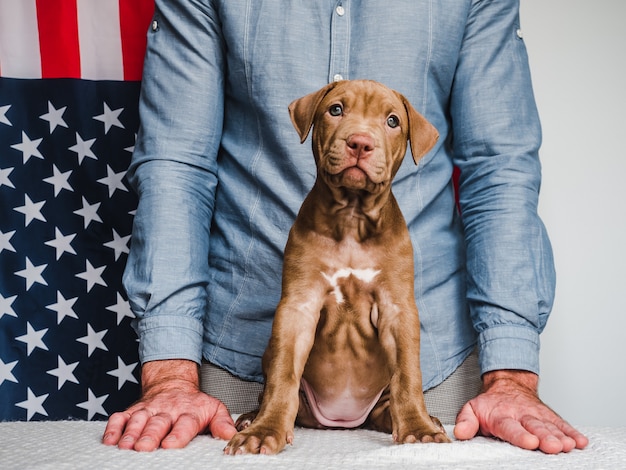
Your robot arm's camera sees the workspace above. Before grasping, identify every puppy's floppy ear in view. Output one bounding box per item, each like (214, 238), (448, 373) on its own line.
(289, 82), (339, 143)
(399, 94), (439, 164)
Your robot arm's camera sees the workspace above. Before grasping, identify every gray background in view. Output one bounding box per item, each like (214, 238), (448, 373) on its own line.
(520, 0), (626, 426)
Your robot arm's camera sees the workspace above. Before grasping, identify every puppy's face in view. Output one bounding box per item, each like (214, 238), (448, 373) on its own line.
(289, 80), (439, 195)
(314, 81), (409, 193)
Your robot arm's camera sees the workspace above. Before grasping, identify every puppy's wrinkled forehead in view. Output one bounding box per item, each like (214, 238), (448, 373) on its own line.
(317, 81), (407, 122)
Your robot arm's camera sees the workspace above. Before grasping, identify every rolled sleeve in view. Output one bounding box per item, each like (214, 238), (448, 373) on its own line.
(478, 324), (541, 375)
(134, 314), (205, 364)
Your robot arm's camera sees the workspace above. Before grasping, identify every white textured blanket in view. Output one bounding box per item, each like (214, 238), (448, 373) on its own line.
(1, 421), (624, 469)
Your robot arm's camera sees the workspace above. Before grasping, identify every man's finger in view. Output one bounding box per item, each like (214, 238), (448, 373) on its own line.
(493, 416), (540, 451)
(518, 416), (572, 453)
(114, 409), (153, 450)
(556, 419), (589, 450)
(208, 403), (237, 441)
(133, 413), (174, 452)
(453, 401), (480, 441)
(102, 411), (131, 446)
(161, 413), (205, 449)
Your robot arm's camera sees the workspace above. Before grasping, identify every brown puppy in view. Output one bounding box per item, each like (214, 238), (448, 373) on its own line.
(224, 80), (448, 455)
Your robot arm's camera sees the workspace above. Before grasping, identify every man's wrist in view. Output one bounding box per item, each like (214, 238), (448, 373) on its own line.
(140, 359), (201, 397)
(482, 369), (539, 394)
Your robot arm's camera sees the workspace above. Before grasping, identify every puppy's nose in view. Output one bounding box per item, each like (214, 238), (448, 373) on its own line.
(346, 134), (375, 160)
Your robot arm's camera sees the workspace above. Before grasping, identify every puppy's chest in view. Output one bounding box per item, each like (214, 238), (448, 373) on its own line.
(318, 266), (382, 333)
(321, 267), (379, 305)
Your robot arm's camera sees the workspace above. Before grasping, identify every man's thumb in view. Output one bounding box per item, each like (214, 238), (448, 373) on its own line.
(208, 403), (237, 441)
(453, 401), (480, 441)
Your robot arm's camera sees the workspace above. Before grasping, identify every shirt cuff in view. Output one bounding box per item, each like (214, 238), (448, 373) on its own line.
(133, 314), (204, 365)
(478, 325), (540, 375)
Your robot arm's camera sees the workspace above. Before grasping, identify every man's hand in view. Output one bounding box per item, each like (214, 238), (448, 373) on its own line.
(454, 370), (589, 454)
(102, 359), (237, 451)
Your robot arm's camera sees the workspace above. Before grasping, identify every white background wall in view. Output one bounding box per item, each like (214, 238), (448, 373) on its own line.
(520, 0), (626, 426)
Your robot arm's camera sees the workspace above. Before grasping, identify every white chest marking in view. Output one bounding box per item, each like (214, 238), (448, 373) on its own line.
(321, 268), (380, 304)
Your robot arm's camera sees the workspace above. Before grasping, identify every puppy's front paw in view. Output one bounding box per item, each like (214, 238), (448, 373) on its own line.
(394, 415), (450, 444)
(234, 410), (258, 431)
(224, 424), (294, 455)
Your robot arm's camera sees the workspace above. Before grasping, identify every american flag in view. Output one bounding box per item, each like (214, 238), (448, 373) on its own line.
(0, 0), (154, 421)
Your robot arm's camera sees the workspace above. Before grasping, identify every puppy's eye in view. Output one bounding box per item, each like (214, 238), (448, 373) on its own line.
(387, 115), (400, 128)
(329, 104), (343, 117)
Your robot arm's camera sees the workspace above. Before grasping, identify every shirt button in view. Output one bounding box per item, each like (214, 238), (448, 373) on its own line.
(152, 20), (158, 31)
(336, 5), (345, 16)
(333, 74), (344, 82)
(516, 28), (523, 39)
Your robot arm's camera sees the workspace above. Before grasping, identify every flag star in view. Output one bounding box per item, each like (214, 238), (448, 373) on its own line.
(0, 358), (18, 386)
(107, 357), (139, 390)
(103, 229), (130, 261)
(16, 321), (49, 356)
(44, 227), (77, 260)
(0, 229), (16, 254)
(73, 196), (102, 228)
(0, 293), (18, 320)
(76, 260), (107, 292)
(46, 356), (80, 390)
(43, 164), (73, 196)
(15, 257), (48, 290)
(39, 101), (68, 133)
(68, 132), (97, 164)
(77, 389), (109, 420)
(0, 166), (15, 189)
(97, 165), (129, 197)
(14, 194), (47, 227)
(16, 388), (49, 421)
(77, 324), (108, 357)
(0, 104), (11, 126)
(93, 102), (124, 134)
(124, 133), (137, 153)
(45, 291), (79, 324)
(106, 292), (134, 325)
(10, 131), (44, 164)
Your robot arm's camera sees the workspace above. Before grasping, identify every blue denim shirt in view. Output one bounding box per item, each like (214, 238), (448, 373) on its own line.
(124, 0), (555, 389)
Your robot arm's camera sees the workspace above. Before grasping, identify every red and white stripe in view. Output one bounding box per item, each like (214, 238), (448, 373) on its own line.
(0, 0), (153, 81)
